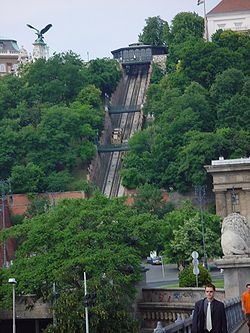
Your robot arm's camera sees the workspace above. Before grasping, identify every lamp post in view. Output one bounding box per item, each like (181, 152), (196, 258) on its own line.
(84, 272), (89, 333)
(1, 179), (11, 268)
(194, 185), (208, 269)
(8, 278), (17, 333)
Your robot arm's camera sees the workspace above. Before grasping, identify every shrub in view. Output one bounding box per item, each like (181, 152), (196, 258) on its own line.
(179, 264), (212, 287)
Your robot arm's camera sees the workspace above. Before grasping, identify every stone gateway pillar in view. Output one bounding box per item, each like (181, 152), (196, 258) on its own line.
(215, 256), (250, 299)
(205, 157), (250, 225)
(206, 158), (250, 299)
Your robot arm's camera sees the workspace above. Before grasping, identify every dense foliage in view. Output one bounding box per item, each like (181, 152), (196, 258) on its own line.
(0, 53), (121, 193)
(0, 193), (165, 332)
(122, 19), (250, 192)
(161, 200), (222, 265)
(0, 195), (222, 331)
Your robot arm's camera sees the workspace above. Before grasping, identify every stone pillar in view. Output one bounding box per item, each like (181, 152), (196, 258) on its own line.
(215, 256), (250, 299)
(214, 191), (227, 217)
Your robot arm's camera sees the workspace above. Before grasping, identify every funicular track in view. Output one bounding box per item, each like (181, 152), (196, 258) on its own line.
(102, 64), (149, 197)
(89, 44), (167, 197)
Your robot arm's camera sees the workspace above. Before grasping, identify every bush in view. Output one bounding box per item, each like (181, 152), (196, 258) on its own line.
(179, 264), (212, 287)
(10, 214), (24, 226)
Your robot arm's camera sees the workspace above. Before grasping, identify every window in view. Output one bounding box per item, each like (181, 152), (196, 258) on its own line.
(0, 64), (6, 72)
(231, 188), (240, 213)
(217, 24), (226, 29)
(234, 22), (243, 30)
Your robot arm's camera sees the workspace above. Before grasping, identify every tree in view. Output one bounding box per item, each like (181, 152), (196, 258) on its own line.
(216, 95), (250, 131)
(168, 214), (222, 266)
(210, 68), (246, 105)
(138, 16), (169, 46)
(46, 171), (74, 192)
(0, 50), (122, 193)
(0, 194), (163, 332)
(76, 84), (102, 109)
(181, 41), (243, 88)
(10, 163), (45, 193)
(150, 63), (165, 84)
(133, 183), (174, 217)
(0, 75), (22, 117)
(169, 12), (204, 45)
(20, 52), (87, 105)
(0, 123), (21, 178)
(212, 29), (250, 52)
(84, 58), (122, 96)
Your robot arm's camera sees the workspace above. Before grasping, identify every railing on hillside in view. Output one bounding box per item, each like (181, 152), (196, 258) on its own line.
(108, 105), (141, 114)
(97, 143), (129, 152)
(151, 297), (245, 333)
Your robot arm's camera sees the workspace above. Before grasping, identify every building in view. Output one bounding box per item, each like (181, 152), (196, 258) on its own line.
(0, 38), (20, 76)
(207, 0), (250, 40)
(205, 157), (250, 224)
(0, 37), (29, 76)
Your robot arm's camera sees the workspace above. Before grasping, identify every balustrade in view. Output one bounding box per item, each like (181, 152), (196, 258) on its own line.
(151, 297), (245, 333)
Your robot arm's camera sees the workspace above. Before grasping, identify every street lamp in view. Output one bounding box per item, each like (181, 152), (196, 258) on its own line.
(83, 272), (89, 333)
(8, 278), (17, 333)
(194, 185), (208, 269)
(1, 179), (12, 268)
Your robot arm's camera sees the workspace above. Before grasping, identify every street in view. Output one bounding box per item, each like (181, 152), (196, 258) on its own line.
(145, 263), (223, 287)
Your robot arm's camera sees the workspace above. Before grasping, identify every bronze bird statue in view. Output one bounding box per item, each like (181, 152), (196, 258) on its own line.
(27, 24), (52, 42)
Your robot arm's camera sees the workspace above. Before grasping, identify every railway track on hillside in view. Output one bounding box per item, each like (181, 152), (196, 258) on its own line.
(102, 66), (149, 197)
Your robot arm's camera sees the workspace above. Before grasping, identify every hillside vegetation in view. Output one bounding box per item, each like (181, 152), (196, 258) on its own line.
(0, 53), (121, 193)
(122, 14), (250, 192)
(0, 13), (241, 332)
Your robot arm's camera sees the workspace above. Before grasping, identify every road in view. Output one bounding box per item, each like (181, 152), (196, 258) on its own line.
(145, 263), (224, 287)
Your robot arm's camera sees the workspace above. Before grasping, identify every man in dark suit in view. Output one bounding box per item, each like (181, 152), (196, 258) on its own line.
(192, 283), (228, 333)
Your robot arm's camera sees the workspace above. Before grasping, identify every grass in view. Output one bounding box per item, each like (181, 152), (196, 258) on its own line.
(213, 279), (224, 288)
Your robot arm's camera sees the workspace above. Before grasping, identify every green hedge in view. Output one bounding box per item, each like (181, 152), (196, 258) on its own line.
(179, 264), (212, 287)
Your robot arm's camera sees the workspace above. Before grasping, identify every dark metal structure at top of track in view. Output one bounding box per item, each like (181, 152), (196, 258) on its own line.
(111, 42), (167, 65)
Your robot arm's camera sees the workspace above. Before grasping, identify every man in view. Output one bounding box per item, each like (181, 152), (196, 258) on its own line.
(192, 283), (228, 333)
(242, 283), (250, 331)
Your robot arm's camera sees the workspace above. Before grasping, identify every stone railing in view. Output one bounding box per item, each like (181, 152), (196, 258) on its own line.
(150, 297), (244, 333)
(138, 288), (225, 330)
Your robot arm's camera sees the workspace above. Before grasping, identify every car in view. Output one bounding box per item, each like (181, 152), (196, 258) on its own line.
(146, 256), (153, 264)
(151, 256), (162, 265)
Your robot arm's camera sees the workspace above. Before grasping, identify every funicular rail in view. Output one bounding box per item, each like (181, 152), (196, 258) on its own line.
(102, 65), (148, 197)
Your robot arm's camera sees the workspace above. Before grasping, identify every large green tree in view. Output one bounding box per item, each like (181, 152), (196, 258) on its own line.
(0, 194), (163, 332)
(122, 29), (250, 192)
(162, 201), (222, 265)
(138, 16), (169, 46)
(0, 52), (121, 192)
(169, 12), (204, 45)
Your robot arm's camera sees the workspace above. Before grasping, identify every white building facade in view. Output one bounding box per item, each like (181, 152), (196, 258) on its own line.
(207, 0), (250, 40)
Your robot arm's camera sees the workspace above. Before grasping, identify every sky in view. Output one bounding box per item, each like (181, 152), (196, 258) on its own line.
(2, 0), (220, 61)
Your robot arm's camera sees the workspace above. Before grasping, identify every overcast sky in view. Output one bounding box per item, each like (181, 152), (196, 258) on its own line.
(2, 0), (220, 60)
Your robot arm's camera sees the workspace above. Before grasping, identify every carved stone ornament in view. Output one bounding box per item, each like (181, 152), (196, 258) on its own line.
(221, 213), (250, 256)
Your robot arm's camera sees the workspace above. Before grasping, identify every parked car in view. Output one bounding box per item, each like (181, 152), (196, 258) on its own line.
(146, 256), (162, 265)
(151, 256), (162, 265)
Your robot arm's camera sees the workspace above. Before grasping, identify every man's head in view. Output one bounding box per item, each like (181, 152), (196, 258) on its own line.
(246, 283), (250, 293)
(205, 283), (216, 301)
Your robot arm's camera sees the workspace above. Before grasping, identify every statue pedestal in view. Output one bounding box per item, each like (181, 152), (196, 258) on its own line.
(215, 255), (250, 299)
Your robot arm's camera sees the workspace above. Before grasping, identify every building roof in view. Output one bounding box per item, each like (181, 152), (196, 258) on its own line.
(208, 0), (250, 15)
(0, 39), (19, 53)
